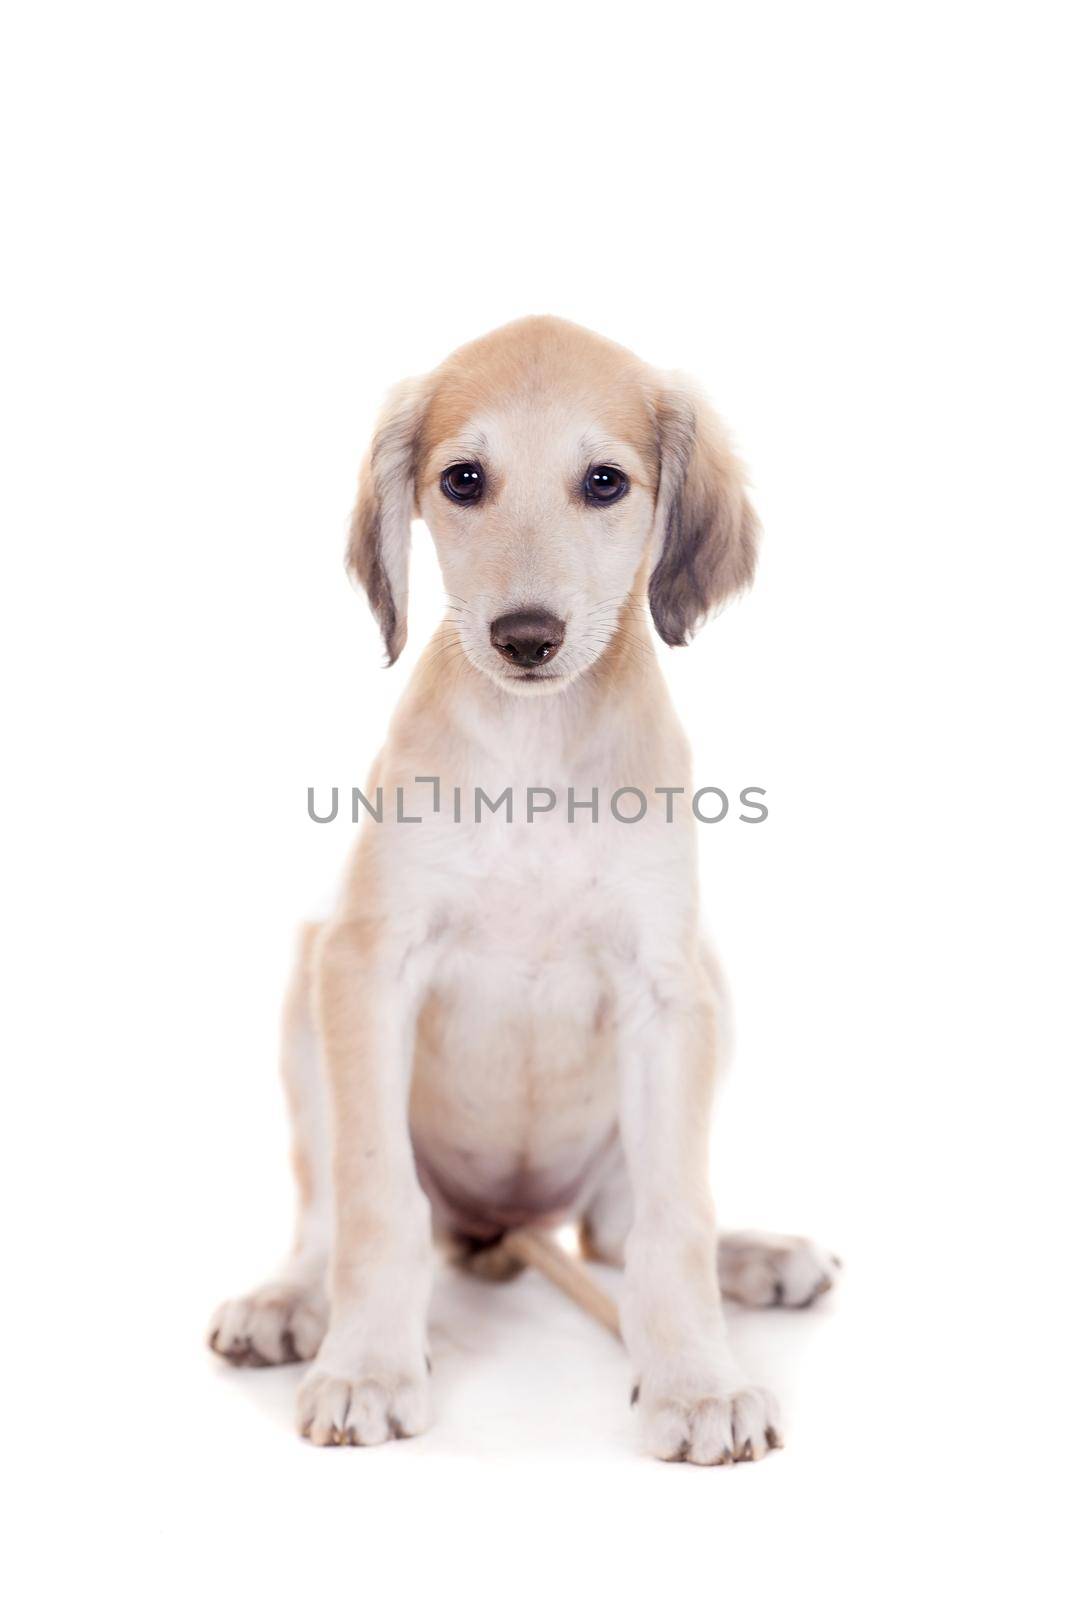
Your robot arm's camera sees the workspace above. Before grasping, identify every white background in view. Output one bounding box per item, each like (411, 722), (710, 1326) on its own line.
(3, 2), (1064, 1595)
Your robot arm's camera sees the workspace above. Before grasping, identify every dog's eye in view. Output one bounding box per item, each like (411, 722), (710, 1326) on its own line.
(440, 462), (484, 504)
(584, 465), (629, 506)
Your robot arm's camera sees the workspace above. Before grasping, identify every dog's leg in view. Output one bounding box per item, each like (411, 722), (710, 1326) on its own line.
(581, 1153), (840, 1308)
(579, 1139), (633, 1266)
(617, 961), (782, 1465)
(296, 916), (434, 1446)
(208, 923), (330, 1366)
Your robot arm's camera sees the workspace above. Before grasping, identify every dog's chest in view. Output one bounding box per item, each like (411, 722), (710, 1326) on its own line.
(398, 808), (643, 1223)
(397, 798), (654, 960)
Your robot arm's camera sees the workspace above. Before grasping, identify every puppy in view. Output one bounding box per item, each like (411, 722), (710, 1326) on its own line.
(209, 317), (837, 1464)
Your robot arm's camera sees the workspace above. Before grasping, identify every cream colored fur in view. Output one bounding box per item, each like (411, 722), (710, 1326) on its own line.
(208, 317), (837, 1464)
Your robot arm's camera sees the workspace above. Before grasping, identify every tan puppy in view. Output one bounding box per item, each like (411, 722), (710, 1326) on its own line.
(209, 317), (838, 1464)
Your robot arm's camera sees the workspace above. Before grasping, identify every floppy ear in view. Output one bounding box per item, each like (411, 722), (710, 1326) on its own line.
(648, 377), (760, 647)
(346, 376), (430, 664)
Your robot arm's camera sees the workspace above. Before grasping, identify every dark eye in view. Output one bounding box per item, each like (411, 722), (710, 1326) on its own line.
(584, 464), (629, 506)
(440, 462), (484, 504)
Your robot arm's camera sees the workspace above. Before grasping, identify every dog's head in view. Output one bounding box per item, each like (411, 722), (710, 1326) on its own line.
(348, 317), (758, 693)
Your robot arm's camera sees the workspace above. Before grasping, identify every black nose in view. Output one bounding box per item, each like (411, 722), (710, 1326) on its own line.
(489, 609), (566, 669)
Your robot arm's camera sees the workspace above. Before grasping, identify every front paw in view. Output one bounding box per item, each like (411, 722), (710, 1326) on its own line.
(297, 1364), (430, 1447)
(638, 1382), (782, 1466)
